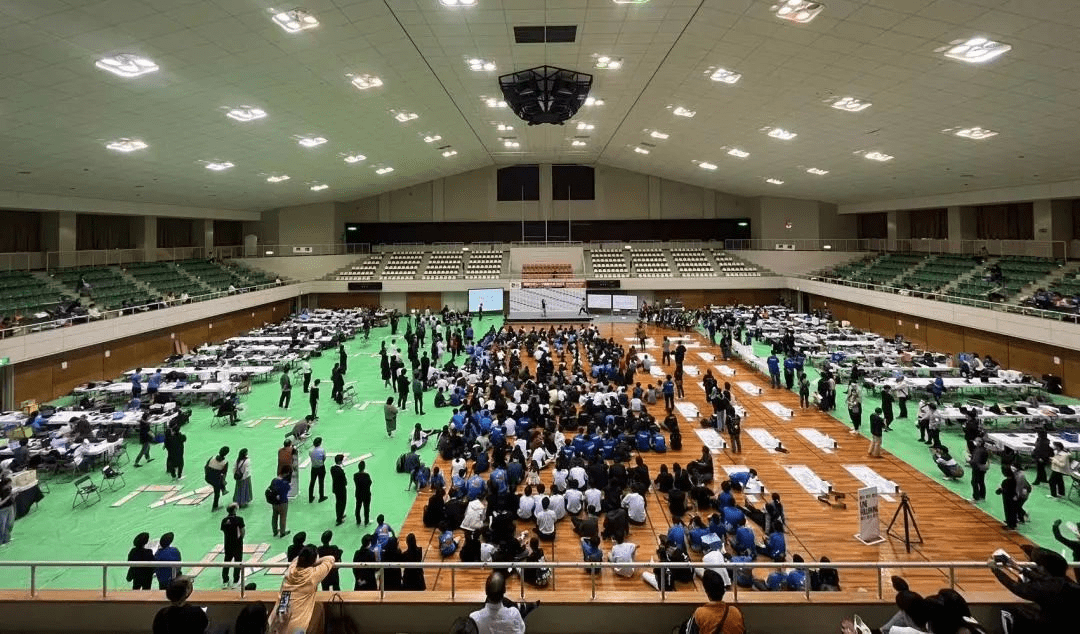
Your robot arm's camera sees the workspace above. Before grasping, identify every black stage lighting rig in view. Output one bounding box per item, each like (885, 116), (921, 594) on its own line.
(499, 66), (593, 126)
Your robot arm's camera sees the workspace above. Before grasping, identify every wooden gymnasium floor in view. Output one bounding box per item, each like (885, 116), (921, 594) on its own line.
(399, 321), (1031, 601)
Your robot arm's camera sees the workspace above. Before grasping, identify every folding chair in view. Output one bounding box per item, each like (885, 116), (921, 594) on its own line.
(100, 464), (126, 492)
(73, 474), (101, 508)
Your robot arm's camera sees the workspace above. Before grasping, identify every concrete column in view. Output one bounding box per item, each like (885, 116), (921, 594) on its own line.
(377, 193), (392, 222)
(131, 216), (156, 262)
(539, 163), (553, 225)
(647, 176), (662, 219)
(201, 219), (214, 257)
(702, 188), (716, 218)
(887, 210), (910, 250)
(57, 211), (76, 252)
(946, 206), (977, 252)
(432, 178), (445, 223)
(1034, 199), (1073, 258)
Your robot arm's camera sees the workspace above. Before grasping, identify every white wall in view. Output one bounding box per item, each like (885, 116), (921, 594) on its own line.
(735, 251), (863, 276)
(0, 190), (259, 221)
(236, 254), (361, 280)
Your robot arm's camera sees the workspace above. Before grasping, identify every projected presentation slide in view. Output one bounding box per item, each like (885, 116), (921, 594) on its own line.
(612, 294), (639, 310)
(509, 288), (586, 316)
(469, 288), (503, 313)
(587, 293), (612, 309)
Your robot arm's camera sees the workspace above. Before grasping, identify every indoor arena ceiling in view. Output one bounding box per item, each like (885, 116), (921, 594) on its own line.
(2, 0), (1080, 211)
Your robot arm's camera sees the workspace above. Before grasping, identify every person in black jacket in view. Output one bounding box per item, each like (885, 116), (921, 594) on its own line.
(1052, 519), (1080, 582)
(995, 464), (1019, 530)
(969, 438), (989, 502)
(991, 545), (1080, 633)
(330, 454), (348, 526)
(126, 532), (156, 590)
(133, 417), (154, 468)
(880, 385), (894, 431)
(867, 408), (884, 458)
(352, 535), (377, 591)
(1031, 429), (1053, 485)
(402, 533), (427, 591)
(317, 530), (343, 591)
(163, 422), (186, 480)
(309, 379), (320, 420)
(354, 460), (372, 526)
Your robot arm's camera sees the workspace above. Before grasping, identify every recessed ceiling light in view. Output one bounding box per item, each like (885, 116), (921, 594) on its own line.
(271, 8), (319, 33)
(376, 167), (394, 175)
(772, 1), (824, 24)
(576, 122), (595, 131)
(226, 106), (266, 122)
(940, 37), (1011, 63)
(765, 127), (797, 140)
(468, 58), (497, 71)
(105, 138), (147, 152)
(440, 0), (477, 6)
(727, 148), (749, 158)
(310, 183), (328, 191)
(484, 97), (507, 108)
(698, 162), (717, 170)
(709, 68), (741, 84)
(442, 150), (458, 158)
(343, 154), (367, 163)
(205, 161), (234, 171)
(267, 175), (290, 183)
(766, 178), (784, 185)
(595, 56), (623, 70)
(863, 151), (893, 162)
(95, 54), (158, 78)
(423, 135), (442, 143)
(349, 74), (383, 90)
(296, 136), (327, 147)
(649, 130), (669, 140)
(737, 222), (748, 227)
(806, 167), (829, 175)
(584, 97), (605, 106)
(830, 96), (872, 112)
(503, 140), (520, 148)
(394, 112), (419, 122)
(496, 124), (514, 131)
(613, 0), (650, 4)
(673, 106), (696, 118)
(571, 140), (587, 147)
(634, 146), (650, 155)
(952, 126), (998, 140)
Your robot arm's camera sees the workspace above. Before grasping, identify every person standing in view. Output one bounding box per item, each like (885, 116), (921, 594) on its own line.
(301, 360), (312, 393)
(767, 353), (781, 389)
(330, 364), (344, 405)
(164, 422), (186, 479)
(995, 464), (1019, 530)
(412, 373), (425, 415)
(330, 454), (348, 526)
(354, 460), (372, 525)
(894, 377), (909, 419)
(396, 370), (409, 410)
(220, 503), (245, 589)
(674, 341), (687, 371)
(867, 408), (884, 458)
(233, 448), (252, 508)
(317, 530), (344, 591)
(308, 437), (327, 503)
(969, 438), (989, 503)
(846, 384), (862, 436)
(1049, 442), (1070, 498)
(131, 368), (143, 401)
(798, 373), (810, 409)
(278, 371), (292, 410)
(309, 379), (320, 420)
(338, 344), (348, 375)
(0, 473), (13, 547)
(385, 396), (399, 438)
(726, 409), (742, 454)
(662, 375), (675, 411)
(661, 337), (671, 365)
(1031, 430), (1052, 485)
(880, 385), (894, 431)
(541, 299), (547, 318)
(205, 447), (230, 512)
(133, 416), (154, 468)
(270, 466), (292, 538)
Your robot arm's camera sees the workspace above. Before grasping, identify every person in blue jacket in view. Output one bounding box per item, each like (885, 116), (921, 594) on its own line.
(767, 354), (781, 389)
(783, 356), (797, 390)
(146, 369), (163, 399)
(728, 469), (757, 492)
(757, 529), (786, 561)
(732, 525), (756, 557)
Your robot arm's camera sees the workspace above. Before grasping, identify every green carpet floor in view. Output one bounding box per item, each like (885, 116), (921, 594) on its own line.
(0, 315), (505, 591)
(736, 336), (1080, 558)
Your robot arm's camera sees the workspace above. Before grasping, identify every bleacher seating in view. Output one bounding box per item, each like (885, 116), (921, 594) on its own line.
(672, 248), (715, 277)
(382, 252), (423, 280)
(589, 249), (629, 278)
(464, 251), (503, 279)
(174, 260), (237, 292)
(522, 263), (574, 279)
(423, 251), (462, 280)
(0, 271), (68, 319)
(712, 250), (762, 277)
(126, 262), (203, 297)
(53, 267), (143, 311)
(630, 249), (670, 278)
(334, 254), (384, 281)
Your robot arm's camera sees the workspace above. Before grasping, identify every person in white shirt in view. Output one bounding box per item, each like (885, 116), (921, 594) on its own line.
(468, 573), (525, 634)
(564, 487), (583, 515)
(530, 446), (550, 469)
(609, 537), (638, 578)
(583, 487), (602, 513)
(569, 465), (588, 489)
(552, 468), (568, 492)
(517, 485), (536, 520)
(461, 498), (486, 532)
(503, 417), (516, 437)
(451, 457), (467, 478)
(533, 497), (556, 541)
(622, 491), (647, 525)
(548, 492), (566, 520)
(630, 397), (643, 413)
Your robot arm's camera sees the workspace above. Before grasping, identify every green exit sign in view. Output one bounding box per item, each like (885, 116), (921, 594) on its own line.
(0, 358), (8, 367)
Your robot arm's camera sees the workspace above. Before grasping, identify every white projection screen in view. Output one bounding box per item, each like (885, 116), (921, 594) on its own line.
(469, 288), (503, 312)
(612, 294), (638, 311)
(587, 293), (612, 309)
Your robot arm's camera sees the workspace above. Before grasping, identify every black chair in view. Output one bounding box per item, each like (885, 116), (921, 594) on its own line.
(72, 474), (101, 508)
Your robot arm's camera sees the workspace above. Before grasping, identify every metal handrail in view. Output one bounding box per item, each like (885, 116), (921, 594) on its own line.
(0, 558), (1058, 602)
(0, 280), (298, 340)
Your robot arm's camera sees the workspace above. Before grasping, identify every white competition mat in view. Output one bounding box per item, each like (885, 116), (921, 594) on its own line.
(675, 401), (700, 419)
(736, 381), (763, 397)
(762, 401), (794, 420)
(722, 465), (765, 497)
(694, 428), (727, 453)
(746, 427), (781, 453)
(697, 352), (716, 362)
(715, 365), (737, 377)
(784, 464), (832, 497)
(843, 464), (898, 502)
(682, 365), (700, 377)
(650, 366), (666, 378)
(796, 428), (836, 454)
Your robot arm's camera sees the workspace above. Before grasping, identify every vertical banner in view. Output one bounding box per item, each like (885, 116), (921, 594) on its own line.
(855, 486), (885, 545)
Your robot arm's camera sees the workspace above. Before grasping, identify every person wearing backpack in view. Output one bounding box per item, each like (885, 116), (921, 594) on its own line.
(684, 569), (746, 634)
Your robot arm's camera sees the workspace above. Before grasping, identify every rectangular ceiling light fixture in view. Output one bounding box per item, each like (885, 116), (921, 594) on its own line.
(673, 106), (696, 117)
(576, 122), (594, 130)
(205, 161), (234, 171)
(297, 136), (327, 147)
(710, 68), (741, 84)
(514, 25), (577, 44)
(468, 58), (497, 71)
(863, 151), (893, 162)
(766, 178), (784, 185)
(766, 127), (797, 140)
(727, 148), (749, 158)
(830, 96), (872, 112)
(595, 56), (622, 70)
(442, 149), (458, 157)
(953, 126), (998, 140)
(806, 167), (829, 175)
(772, 1), (824, 24)
(267, 175), (290, 182)
(96, 54), (158, 78)
(226, 106), (266, 122)
(105, 138), (147, 152)
(649, 130), (669, 139)
(496, 124), (514, 131)
(485, 97), (507, 108)
(310, 183), (328, 191)
(394, 112), (419, 122)
(349, 74), (383, 90)
(584, 97), (605, 106)
(423, 135), (442, 143)
(343, 154), (366, 163)
(440, 0), (477, 6)
(272, 9), (319, 33)
(634, 146), (650, 154)
(376, 167), (394, 174)
(941, 37), (1011, 63)
(699, 161), (717, 170)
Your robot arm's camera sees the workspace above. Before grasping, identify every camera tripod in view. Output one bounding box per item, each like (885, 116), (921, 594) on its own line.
(886, 493), (923, 553)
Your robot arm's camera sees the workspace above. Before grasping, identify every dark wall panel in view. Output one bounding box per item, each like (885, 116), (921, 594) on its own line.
(344, 219), (752, 245)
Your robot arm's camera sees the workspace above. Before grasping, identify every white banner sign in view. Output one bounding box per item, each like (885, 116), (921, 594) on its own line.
(856, 486), (885, 545)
